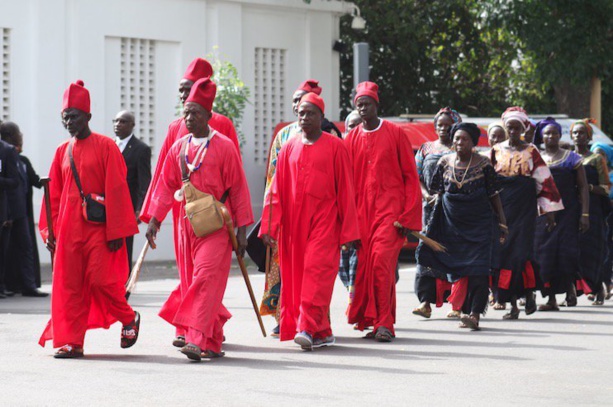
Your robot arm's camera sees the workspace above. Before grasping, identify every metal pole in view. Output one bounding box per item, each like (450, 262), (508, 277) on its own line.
(353, 42), (369, 90)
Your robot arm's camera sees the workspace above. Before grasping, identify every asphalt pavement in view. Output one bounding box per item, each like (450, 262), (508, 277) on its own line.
(1, 261), (612, 406)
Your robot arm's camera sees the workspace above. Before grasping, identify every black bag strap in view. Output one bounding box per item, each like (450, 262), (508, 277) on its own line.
(179, 136), (230, 203)
(68, 142), (86, 200)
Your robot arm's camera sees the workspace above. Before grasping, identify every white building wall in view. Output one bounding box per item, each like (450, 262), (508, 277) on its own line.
(0, 0), (346, 263)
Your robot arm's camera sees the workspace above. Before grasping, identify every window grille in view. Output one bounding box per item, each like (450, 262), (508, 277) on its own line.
(0, 28), (10, 121)
(253, 47), (286, 164)
(120, 37), (155, 149)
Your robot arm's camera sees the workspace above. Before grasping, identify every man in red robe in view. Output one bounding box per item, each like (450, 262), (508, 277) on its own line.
(146, 77), (253, 361)
(139, 57), (240, 347)
(260, 93), (360, 350)
(39, 80), (140, 358)
(345, 81), (422, 342)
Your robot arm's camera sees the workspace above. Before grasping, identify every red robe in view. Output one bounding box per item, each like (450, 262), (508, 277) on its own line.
(139, 113), (239, 337)
(345, 120), (422, 335)
(38, 133), (138, 348)
(149, 131), (253, 352)
(260, 133), (360, 341)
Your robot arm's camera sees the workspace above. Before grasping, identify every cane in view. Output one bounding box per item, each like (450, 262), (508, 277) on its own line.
(125, 241), (150, 300)
(40, 177), (55, 270)
(220, 206), (267, 337)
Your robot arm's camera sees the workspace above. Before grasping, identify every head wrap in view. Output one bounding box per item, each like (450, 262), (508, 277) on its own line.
(534, 117), (562, 146)
(62, 80), (90, 113)
(354, 81), (379, 105)
(183, 58), (213, 82)
(434, 107), (462, 125)
(570, 118), (596, 139)
(185, 77), (217, 112)
(451, 122), (481, 146)
(296, 79), (322, 96)
(487, 121), (508, 139)
(299, 92), (325, 114)
(501, 106), (529, 131)
(591, 142), (613, 167)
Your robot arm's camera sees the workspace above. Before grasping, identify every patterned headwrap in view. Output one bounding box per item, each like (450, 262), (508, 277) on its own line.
(570, 118), (596, 139)
(501, 106), (529, 131)
(450, 122), (481, 146)
(434, 107), (462, 125)
(534, 117), (562, 146)
(591, 142), (613, 167)
(487, 121), (508, 139)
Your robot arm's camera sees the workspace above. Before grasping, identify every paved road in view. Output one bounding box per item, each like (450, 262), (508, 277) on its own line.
(1, 262), (612, 406)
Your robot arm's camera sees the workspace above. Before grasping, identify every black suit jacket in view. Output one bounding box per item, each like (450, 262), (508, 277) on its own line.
(0, 140), (20, 222)
(121, 135), (152, 212)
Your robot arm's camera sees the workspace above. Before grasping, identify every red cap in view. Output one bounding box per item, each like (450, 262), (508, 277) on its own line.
(185, 77), (217, 112)
(299, 92), (325, 114)
(183, 58), (213, 82)
(354, 81), (379, 105)
(62, 80), (90, 113)
(296, 79), (322, 95)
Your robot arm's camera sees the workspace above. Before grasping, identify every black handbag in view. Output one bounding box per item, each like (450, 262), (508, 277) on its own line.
(68, 142), (106, 224)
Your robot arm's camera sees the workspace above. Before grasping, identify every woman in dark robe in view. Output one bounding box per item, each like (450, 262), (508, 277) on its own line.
(417, 123), (507, 330)
(490, 107), (563, 319)
(533, 118), (589, 311)
(412, 107), (460, 319)
(573, 120), (612, 305)
(590, 142), (613, 300)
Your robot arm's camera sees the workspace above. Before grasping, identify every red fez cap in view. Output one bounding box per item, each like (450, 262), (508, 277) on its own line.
(296, 79), (322, 95)
(183, 58), (213, 82)
(299, 92), (325, 114)
(62, 80), (90, 113)
(185, 77), (217, 112)
(354, 81), (379, 105)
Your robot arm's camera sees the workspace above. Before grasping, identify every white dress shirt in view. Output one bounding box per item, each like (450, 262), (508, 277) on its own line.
(115, 133), (134, 153)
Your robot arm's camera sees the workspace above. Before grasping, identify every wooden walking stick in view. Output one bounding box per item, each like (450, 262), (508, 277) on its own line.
(125, 241), (150, 300)
(220, 205), (267, 337)
(394, 221), (447, 253)
(40, 177), (56, 269)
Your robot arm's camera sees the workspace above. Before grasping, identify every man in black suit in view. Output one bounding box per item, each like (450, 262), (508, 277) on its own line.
(0, 121), (47, 297)
(113, 111), (151, 268)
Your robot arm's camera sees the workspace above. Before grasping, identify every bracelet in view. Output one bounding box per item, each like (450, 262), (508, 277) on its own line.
(582, 213), (589, 217)
(499, 223), (508, 230)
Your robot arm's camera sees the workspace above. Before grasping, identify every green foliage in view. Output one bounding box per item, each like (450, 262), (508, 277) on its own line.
(207, 48), (251, 147)
(337, 0), (611, 132)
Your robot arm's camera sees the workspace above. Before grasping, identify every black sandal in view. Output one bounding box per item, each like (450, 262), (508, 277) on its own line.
(54, 344), (84, 359)
(121, 311), (140, 349)
(180, 343), (202, 361)
(201, 349), (225, 359)
(374, 327), (394, 342)
(172, 336), (186, 348)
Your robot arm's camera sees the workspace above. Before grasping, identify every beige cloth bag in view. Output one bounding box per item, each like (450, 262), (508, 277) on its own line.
(180, 136), (228, 237)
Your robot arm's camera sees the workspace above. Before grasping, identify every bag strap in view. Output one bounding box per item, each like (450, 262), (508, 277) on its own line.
(179, 135), (230, 203)
(68, 142), (86, 200)
(179, 138), (190, 182)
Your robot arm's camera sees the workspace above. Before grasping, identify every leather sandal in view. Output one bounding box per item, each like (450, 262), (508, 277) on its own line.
(446, 310), (461, 319)
(412, 305), (432, 319)
(503, 308), (520, 320)
(492, 302), (506, 311)
(374, 327), (394, 342)
(201, 349), (225, 359)
(121, 311), (140, 349)
(54, 344), (84, 359)
(180, 343), (202, 361)
(460, 314), (480, 331)
(538, 303), (560, 312)
(172, 336), (186, 348)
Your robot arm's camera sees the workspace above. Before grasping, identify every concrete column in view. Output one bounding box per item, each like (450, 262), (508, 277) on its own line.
(590, 76), (602, 131)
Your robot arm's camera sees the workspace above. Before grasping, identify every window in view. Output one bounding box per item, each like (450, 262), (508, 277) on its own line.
(253, 47), (286, 164)
(120, 37), (156, 148)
